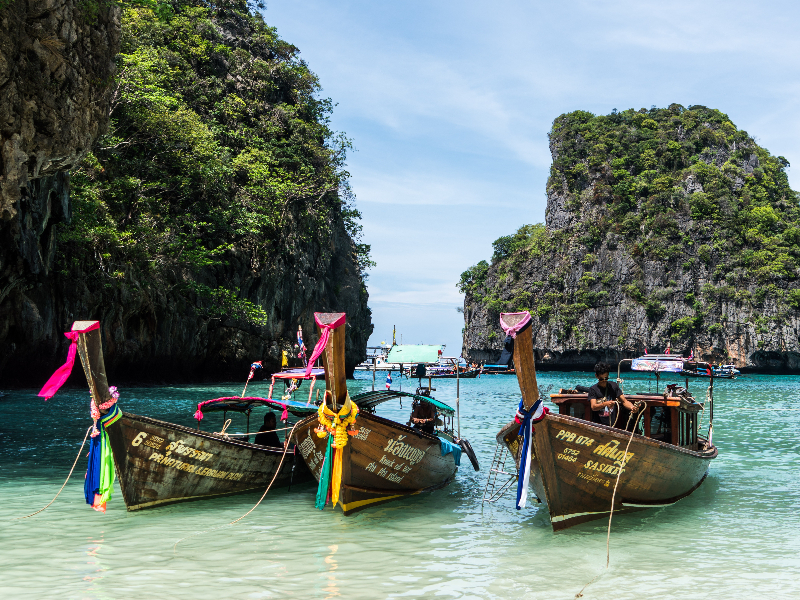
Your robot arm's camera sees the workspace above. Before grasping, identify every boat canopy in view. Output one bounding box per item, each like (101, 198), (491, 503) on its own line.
(631, 358), (684, 373)
(351, 390), (455, 416)
(386, 345), (441, 365)
(195, 396), (319, 416)
(271, 367), (325, 380)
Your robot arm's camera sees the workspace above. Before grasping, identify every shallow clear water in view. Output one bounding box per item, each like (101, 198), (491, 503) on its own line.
(1, 371), (798, 599)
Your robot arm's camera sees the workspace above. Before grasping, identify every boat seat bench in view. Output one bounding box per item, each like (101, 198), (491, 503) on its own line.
(551, 393), (703, 450)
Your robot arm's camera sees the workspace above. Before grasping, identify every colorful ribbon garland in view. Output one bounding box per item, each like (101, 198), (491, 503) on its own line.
(514, 398), (548, 510)
(314, 393), (358, 509)
(85, 404), (121, 513)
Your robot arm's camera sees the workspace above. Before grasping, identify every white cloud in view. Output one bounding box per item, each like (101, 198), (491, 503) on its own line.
(264, 0), (800, 354)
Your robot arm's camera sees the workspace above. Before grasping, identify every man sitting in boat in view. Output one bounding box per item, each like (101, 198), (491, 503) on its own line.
(588, 362), (637, 430)
(410, 399), (436, 435)
(254, 412), (281, 447)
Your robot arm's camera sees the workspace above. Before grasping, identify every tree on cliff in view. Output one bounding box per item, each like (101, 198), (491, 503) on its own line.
(63, 0), (372, 325)
(460, 105), (800, 369)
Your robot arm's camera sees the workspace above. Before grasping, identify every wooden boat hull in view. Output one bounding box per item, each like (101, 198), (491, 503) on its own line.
(294, 412), (458, 514)
(105, 411), (310, 510)
(498, 413), (717, 531)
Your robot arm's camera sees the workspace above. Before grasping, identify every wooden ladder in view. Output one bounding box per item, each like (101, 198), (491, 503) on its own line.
(482, 442), (517, 503)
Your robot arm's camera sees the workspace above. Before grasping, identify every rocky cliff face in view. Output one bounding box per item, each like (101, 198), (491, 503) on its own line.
(0, 0), (120, 218)
(0, 1), (372, 385)
(462, 105), (800, 372)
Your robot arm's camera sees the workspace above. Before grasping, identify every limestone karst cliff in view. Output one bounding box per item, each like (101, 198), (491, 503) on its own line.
(461, 105), (800, 371)
(0, 0), (372, 385)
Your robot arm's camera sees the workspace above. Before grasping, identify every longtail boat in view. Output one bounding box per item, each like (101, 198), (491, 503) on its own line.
(41, 321), (316, 511)
(427, 368), (479, 379)
(293, 313), (479, 515)
(494, 311), (718, 531)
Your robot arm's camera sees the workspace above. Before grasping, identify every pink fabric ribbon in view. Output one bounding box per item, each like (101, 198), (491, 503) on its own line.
(500, 311), (532, 338)
(38, 322), (101, 399)
(304, 313), (346, 377)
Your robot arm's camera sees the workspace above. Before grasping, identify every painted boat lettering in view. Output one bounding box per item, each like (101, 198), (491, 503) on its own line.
(352, 427), (371, 441)
(577, 471), (610, 487)
(144, 435), (165, 450)
(367, 454), (404, 483)
(555, 430), (595, 446)
(582, 459), (624, 476)
(298, 432), (316, 460)
(592, 440), (634, 467)
(146, 450), (243, 480)
(162, 440), (214, 462)
(557, 447), (580, 463)
(366, 452), (413, 483)
(383, 435), (426, 465)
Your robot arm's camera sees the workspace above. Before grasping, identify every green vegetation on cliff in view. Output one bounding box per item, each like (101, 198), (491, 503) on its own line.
(63, 0), (371, 324)
(460, 104), (800, 347)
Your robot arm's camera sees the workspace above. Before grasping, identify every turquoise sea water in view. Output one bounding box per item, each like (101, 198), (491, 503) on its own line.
(1, 371), (798, 599)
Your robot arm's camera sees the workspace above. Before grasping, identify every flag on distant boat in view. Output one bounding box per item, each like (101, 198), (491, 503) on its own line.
(248, 361), (262, 380)
(297, 326), (307, 366)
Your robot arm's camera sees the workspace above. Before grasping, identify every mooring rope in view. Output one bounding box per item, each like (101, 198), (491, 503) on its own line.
(173, 420), (302, 553)
(575, 402), (646, 598)
(13, 426), (92, 520)
(220, 424), (298, 437)
(215, 418), (233, 436)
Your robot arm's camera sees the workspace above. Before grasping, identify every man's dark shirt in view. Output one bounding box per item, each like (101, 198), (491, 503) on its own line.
(587, 381), (622, 404)
(411, 401), (436, 434)
(587, 381), (622, 426)
(254, 427), (281, 448)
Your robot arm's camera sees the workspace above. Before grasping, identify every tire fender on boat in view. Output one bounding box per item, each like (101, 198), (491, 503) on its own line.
(458, 438), (480, 471)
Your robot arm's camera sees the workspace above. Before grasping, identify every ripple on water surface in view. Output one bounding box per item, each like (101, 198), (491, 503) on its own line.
(1, 372), (799, 599)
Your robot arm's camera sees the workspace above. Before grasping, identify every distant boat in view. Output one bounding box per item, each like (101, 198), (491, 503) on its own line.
(493, 312), (718, 531)
(427, 368), (479, 379)
(60, 322), (315, 511)
(354, 345), (400, 371)
(632, 354), (739, 380)
(714, 364), (740, 377)
(480, 364), (516, 375)
(293, 315), (479, 514)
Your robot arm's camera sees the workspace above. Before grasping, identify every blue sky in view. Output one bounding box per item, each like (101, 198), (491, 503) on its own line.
(263, 0), (800, 355)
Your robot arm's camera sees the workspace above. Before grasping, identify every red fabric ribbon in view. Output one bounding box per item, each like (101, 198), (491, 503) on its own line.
(304, 313), (346, 377)
(38, 322), (100, 400)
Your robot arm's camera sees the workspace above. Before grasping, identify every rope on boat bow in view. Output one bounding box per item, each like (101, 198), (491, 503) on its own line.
(12, 426), (93, 520)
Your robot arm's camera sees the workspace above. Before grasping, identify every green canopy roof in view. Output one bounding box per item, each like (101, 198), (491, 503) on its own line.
(386, 345), (440, 364)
